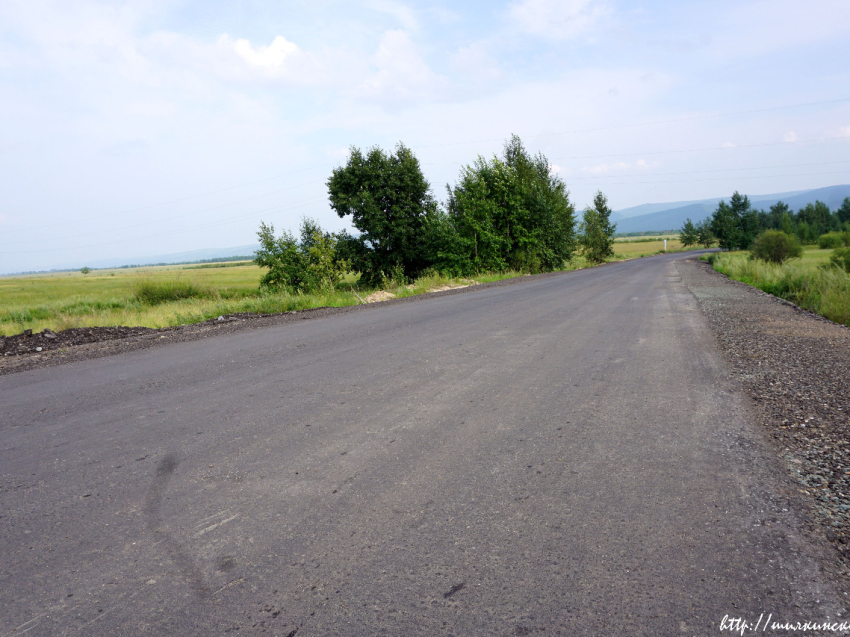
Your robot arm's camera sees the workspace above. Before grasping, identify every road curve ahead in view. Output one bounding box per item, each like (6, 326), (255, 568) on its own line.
(1, 253), (844, 636)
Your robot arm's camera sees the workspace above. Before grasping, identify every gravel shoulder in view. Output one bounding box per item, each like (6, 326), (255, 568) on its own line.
(679, 256), (850, 581)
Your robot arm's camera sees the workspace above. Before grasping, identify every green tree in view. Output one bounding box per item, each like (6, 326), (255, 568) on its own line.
(580, 191), (616, 263)
(750, 230), (802, 264)
(679, 218), (698, 247)
(710, 192), (757, 250)
(837, 197), (850, 225)
(80, 266), (91, 275)
(441, 135), (576, 274)
(327, 143), (436, 285)
(797, 200), (835, 235)
(696, 219), (715, 248)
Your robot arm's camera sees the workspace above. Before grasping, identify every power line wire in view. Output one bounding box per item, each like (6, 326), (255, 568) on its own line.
(561, 158), (850, 181)
(414, 96), (850, 149)
(4, 196), (327, 255)
(10, 161), (333, 233)
(572, 169), (850, 188)
(2, 180), (325, 239)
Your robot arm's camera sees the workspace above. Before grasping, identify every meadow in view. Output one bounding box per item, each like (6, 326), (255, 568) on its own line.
(705, 247), (850, 327)
(0, 241), (696, 336)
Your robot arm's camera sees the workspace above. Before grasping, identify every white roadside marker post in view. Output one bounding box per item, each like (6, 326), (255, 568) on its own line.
(664, 239), (667, 252)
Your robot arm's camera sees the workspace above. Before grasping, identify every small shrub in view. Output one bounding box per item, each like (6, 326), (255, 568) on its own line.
(254, 218), (348, 292)
(831, 247), (850, 273)
(750, 230), (802, 264)
(818, 232), (845, 249)
(133, 280), (208, 305)
(80, 266), (91, 275)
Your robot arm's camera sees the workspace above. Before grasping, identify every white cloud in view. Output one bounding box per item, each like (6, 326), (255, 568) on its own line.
(721, 141), (736, 148)
(840, 125), (850, 138)
(367, 0), (417, 30)
(580, 159), (658, 175)
(327, 147), (350, 161)
(783, 131), (798, 142)
(509, 0), (608, 40)
(582, 161), (629, 175)
(710, 0), (850, 60)
(358, 30), (447, 105)
(452, 43), (502, 81)
(549, 164), (565, 175)
(635, 159), (659, 170)
(221, 34), (301, 72)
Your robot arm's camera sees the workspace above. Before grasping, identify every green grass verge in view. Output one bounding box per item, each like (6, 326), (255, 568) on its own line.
(703, 247), (850, 327)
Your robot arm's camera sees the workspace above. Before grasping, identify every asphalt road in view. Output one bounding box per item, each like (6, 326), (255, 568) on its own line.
(1, 253), (845, 636)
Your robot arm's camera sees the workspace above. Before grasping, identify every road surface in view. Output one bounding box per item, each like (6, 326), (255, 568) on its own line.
(1, 253), (844, 635)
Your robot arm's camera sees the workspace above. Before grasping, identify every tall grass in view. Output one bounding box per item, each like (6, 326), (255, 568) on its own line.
(133, 279), (211, 305)
(709, 251), (850, 326)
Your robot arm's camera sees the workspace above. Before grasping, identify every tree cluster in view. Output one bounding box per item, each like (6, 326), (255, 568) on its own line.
(256, 136), (614, 290)
(681, 193), (850, 253)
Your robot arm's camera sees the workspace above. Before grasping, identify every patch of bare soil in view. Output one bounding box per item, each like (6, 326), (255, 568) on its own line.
(429, 283), (471, 293)
(680, 257), (850, 577)
(363, 290), (396, 303)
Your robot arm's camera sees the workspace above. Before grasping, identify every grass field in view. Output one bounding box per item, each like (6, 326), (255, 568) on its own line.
(705, 247), (850, 327)
(0, 241), (698, 335)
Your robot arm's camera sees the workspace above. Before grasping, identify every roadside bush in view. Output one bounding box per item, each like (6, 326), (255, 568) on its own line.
(254, 222), (308, 290)
(134, 279), (209, 305)
(749, 230), (802, 264)
(831, 247), (850, 273)
(254, 217), (348, 292)
(818, 232), (845, 249)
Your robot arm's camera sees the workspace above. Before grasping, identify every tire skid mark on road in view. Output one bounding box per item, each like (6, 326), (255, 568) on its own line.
(67, 589), (142, 636)
(2, 611), (47, 637)
(144, 453), (209, 597)
(195, 514), (240, 537)
(194, 509), (234, 527)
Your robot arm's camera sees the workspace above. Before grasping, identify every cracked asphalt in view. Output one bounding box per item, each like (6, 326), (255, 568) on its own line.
(1, 252), (846, 636)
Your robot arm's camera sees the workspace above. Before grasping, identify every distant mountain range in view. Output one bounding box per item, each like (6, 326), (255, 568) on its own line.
(612, 185), (850, 234)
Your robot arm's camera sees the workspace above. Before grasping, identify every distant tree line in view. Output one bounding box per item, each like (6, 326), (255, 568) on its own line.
(680, 191), (850, 265)
(256, 136), (617, 291)
(680, 193), (850, 249)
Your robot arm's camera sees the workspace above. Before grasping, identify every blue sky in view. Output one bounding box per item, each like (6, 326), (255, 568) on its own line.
(1, 0), (849, 272)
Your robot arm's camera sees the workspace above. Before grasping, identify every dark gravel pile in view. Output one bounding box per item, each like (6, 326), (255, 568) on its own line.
(1, 326), (157, 356)
(680, 258), (850, 570)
